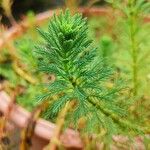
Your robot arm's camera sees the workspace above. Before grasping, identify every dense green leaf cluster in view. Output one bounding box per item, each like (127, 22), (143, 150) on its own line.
(35, 9), (140, 136)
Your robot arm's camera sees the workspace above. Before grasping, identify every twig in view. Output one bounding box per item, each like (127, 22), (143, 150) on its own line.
(12, 62), (37, 84)
(20, 100), (49, 150)
(44, 101), (73, 150)
(7, 13), (18, 27)
(0, 91), (16, 148)
(1, 0), (18, 26)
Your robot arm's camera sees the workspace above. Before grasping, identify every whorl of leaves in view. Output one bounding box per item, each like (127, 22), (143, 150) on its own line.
(35, 10), (140, 135)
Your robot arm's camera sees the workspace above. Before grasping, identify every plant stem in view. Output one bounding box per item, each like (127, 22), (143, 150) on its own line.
(12, 62), (37, 84)
(45, 101), (72, 150)
(8, 14), (18, 26)
(130, 22), (138, 97)
(128, 0), (138, 97)
(20, 100), (49, 150)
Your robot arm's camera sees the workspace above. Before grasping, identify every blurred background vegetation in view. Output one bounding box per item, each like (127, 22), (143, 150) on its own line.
(0, 0), (105, 25)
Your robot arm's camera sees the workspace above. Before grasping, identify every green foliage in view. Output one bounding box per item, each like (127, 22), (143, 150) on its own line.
(0, 37), (41, 109)
(99, 0), (150, 136)
(109, 0), (150, 98)
(123, 0), (150, 97)
(0, 17), (50, 110)
(99, 35), (116, 65)
(35, 9), (142, 139)
(17, 84), (42, 111)
(15, 38), (38, 72)
(0, 60), (25, 87)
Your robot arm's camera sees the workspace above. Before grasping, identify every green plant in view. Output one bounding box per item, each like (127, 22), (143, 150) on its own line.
(0, 37), (41, 110)
(102, 0), (150, 137)
(105, 0), (150, 98)
(99, 35), (115, 66)
(0, 14), (49, 110)
(35, 9), (144, 149)
(124, 0), (150, 97)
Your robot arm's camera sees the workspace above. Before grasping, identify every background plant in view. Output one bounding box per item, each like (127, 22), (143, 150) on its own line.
(104, 0), (150, 96)
(0, 25), (44, 110)
(101, 0), (150, 135)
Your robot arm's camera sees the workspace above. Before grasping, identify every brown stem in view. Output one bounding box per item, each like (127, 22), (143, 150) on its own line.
(8, 14), (18, 27)
(0, 92), (16, 148)
(20, 100), (49, 150)
(45, 101), (72, 150)
(12, 62), (37, 84)
(0, 113), (5, 139)
(0, 145), (3, 150)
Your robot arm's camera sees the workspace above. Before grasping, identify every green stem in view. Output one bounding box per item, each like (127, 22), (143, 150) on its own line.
(129, 0), (138, 97)
(131, 21), (138, 96)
